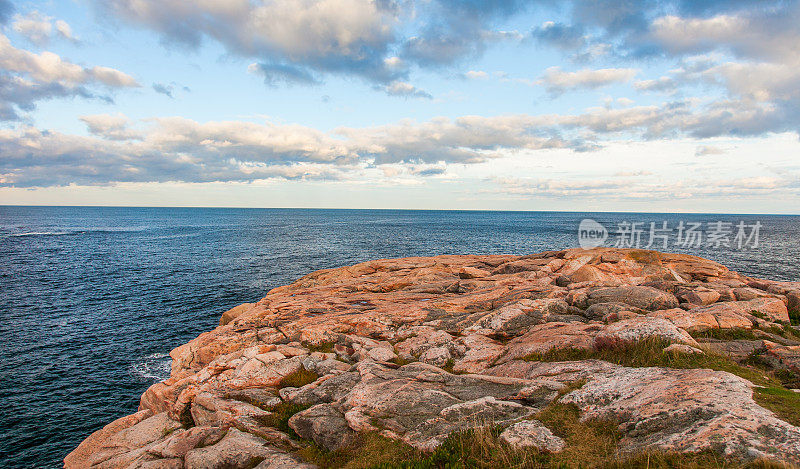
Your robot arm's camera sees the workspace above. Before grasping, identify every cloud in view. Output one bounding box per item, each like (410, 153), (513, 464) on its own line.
(247, 62), (320, 86)
(634, 77), (677, 93)
(3, 93), (799, 187)
(493, 174), (799, 200)
(464, 70), (488, 80)
(0, 0), (14, 24)
(0, 34), (138, 120)
(539, 66), (638, 94)
(382, 81), (432, 99)
(152, 82), (173, 98)
(11, 11), (79, 45)
(695, 145), (725, 156)
(95, 0), (531, 93)
(80, 113), (143, 140)
(100, 0), (402, 86)
(531, 21), (586, 50)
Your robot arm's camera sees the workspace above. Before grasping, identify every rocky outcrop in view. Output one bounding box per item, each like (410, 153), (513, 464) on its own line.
(65, 248), (800, 468)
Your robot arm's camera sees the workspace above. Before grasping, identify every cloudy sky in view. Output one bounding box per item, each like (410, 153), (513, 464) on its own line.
(0, 0), (798, 213)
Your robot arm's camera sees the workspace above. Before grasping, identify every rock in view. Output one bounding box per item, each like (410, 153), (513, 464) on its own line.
(148, 426), (226, 459)
(663, 343), (704, 355)
(748, 297), (790, 322)
(452, 334), (504, 373)
(788, 291), (800, 315)
(288, 403), (355, 451)
(499, 322), (603, 363)
(466, 299), (573, 337)
(560, 366), (800, 463)
(67, 249), (800, 468)
(219, 303), (255, 326)
(596, 317), (699, 347)
(254, 454), (317, 468)
(678, 288), (721, 306)
(419, 346), (452, 367)
(184, 428), (277, 469)
(499, 420), (565, 452)
(584, 302), (645, 320)
(585, 286), (679, 311)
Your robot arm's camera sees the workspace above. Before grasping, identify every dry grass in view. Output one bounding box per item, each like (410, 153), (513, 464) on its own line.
(279, 367), (319, 388)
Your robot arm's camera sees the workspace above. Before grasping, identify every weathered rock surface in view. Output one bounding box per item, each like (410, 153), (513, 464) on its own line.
(499, 420), (565, 452)
(66, 248), (800, 468)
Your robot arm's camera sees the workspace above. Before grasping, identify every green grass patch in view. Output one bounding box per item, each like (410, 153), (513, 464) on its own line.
(279, 367), (319, 388)
(298, 432), (424, 469)
(256, 401), (312, 436)
(789, 310), (800, 326)
(753, 386), (800, 427)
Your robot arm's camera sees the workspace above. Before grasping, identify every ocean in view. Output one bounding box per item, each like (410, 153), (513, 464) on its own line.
(1, 206), (798, 468)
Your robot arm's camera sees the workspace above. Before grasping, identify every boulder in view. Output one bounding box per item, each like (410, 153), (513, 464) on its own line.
(184, 428), (275, 469)
(585, 286), (679, 311)
(288, 403), (355, 451)
(499, 420), (565, 452)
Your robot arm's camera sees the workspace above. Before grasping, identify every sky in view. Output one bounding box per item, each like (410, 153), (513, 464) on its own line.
(0, 0), (798, 213)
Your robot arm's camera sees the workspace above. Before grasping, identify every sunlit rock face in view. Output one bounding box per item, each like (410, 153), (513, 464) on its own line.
(65, 248), (800, 468)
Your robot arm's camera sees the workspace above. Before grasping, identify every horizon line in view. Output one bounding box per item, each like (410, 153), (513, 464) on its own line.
(0, 204), (797, 217)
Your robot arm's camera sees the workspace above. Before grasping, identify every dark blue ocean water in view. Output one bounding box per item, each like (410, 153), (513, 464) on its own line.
(1, 206), (798, 468)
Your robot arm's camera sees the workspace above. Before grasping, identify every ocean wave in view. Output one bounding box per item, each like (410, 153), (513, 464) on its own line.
(130, 352), (172, 382)
(3, 227), (149, 238)
(7, 231), (74, 237)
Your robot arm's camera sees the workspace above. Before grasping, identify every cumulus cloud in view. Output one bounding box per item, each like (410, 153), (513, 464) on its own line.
(539, 66), (638, 94)
(100, 0), (402, 86)
(0, 34), (139, 120)
(12, 11), (78, 45)
(80, 113), (143, 141)
(94, 0), (531, 94)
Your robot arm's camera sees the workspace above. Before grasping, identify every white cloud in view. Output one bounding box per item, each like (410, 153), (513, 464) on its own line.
(539, 66), (638, 94)
(0, 33), (138, 120)
(464, 70), (488, 80)
(12, 11), (78, 45)
(383, 81), (432, 99)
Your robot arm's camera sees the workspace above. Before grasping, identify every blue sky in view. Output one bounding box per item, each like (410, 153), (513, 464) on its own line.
(0, 0), (798, 213)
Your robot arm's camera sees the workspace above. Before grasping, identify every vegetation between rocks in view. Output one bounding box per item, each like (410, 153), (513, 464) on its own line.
(521, 337), (800, 426)
(293, 401), (791, 468)
(279, 367), (320, 388)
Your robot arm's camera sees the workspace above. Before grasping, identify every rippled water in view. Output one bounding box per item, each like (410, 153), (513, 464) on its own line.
(1, 206), (798, 468)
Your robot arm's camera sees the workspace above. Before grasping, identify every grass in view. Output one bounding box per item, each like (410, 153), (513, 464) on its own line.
(298, 432), (424, 469)
(279, 367), (320, 388)
(521, 337), (800, 427)
(691, 328), (761, 341)
(279, 374), (795, 468)
(762, 324), (800, 341)
(390, 356), (415, 366)
(296, 405), (790, 468)
(304, 341), (337, 354)
(257, 401), (312, 436)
